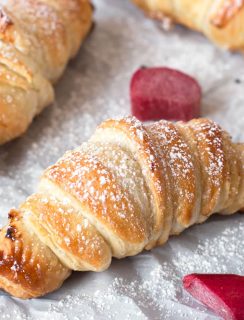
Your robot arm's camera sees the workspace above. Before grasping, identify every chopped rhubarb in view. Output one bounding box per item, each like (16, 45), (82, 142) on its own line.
(130, 67), (202, 122)
(183, 274), (244, 320)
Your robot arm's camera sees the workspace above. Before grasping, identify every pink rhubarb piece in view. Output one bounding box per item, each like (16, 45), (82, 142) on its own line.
(183, 274), (244, 320)
(130, 67), (202, 122)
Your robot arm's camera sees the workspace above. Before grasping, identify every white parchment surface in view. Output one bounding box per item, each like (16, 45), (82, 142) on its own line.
(0, 0), (243, 319)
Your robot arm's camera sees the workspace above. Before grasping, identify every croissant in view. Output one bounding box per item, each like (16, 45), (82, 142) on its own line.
(0, 117), (243, 299)
(0, 0), (93, 145)
(132, 0), (244, 52)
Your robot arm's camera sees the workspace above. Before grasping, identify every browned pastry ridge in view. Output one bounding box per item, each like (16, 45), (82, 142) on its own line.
(0, 117), (243, 298)
(0, 0), (93, 145)
(132, 0), (244, 52)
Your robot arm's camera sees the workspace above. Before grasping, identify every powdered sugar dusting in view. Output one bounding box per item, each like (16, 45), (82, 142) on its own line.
(190, 120), (225, 186)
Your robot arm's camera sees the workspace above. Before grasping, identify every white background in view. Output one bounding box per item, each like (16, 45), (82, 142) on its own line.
(0, 0), (243, 319)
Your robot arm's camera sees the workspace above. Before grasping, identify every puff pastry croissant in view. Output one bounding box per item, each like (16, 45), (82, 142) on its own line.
(132, 0), (244, 52)
(0, 0), (93, 145)
(0, 117), (243, 299)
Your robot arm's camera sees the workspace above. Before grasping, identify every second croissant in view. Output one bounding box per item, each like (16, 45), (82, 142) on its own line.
(0, 0), (93, 145)
(132, 0), (244, 52)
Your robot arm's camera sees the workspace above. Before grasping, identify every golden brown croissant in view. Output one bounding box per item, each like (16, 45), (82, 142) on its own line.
(0, 0), (93, 145)
(132, 0), (244, 52)
(0, 117), (243, 299)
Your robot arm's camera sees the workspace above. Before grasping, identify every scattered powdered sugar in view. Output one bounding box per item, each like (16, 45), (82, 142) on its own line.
(45, 217), (243, 320)
(0, 0), (243, 318)
(47, 266), (179, 320)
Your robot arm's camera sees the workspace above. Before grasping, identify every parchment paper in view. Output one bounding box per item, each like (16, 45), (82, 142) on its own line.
(0, 0), (243, 319)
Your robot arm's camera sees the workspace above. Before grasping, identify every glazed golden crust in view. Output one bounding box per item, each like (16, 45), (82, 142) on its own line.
(0, 210), (70, 299)
(210, 0), (244, 28)
(132, 0), (244, 51)
(42, 151), (150, 257)
(92, 117), (172, 247)
(21, 194), (112, 271)
(0, 0), (93, 145)
(0, 117), (243, 299)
